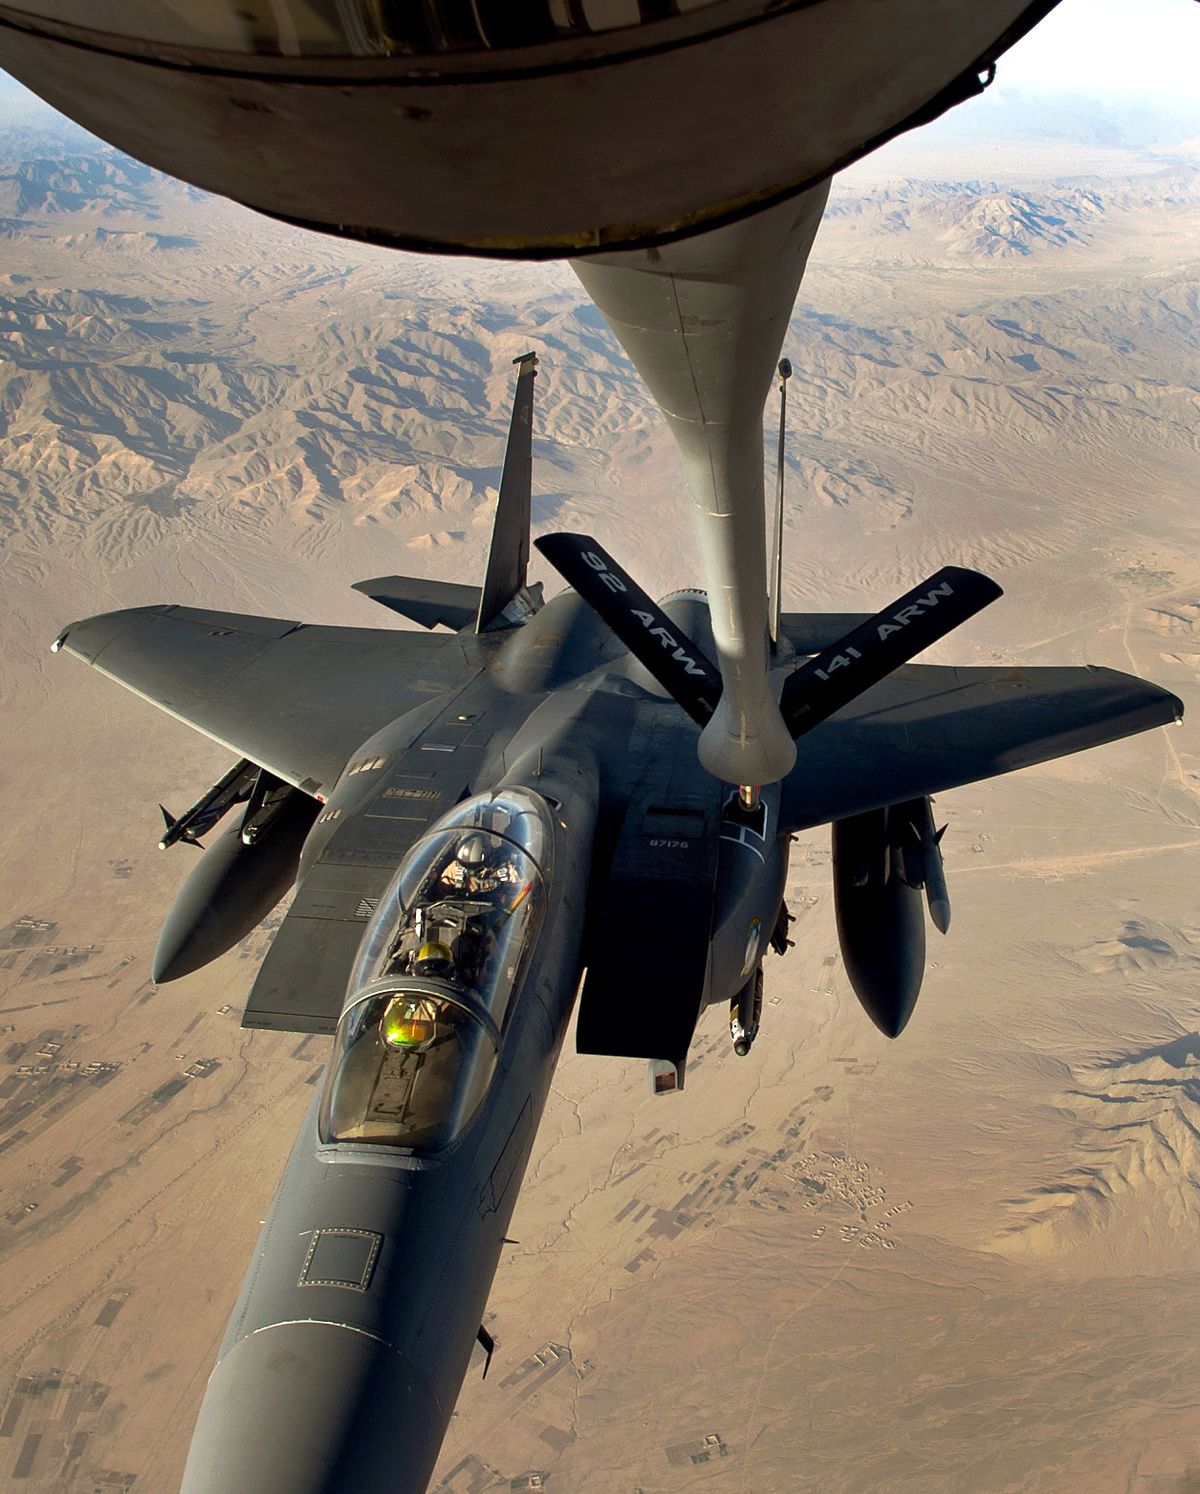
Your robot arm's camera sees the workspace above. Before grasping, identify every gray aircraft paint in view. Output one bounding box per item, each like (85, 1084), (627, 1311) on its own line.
(180, 752), (599, 1494)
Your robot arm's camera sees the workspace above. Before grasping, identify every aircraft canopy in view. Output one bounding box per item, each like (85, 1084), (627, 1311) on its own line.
(319, 790), (552, 1151)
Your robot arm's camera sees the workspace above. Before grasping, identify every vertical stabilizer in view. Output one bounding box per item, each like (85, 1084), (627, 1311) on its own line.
(477, 352), (539, 632)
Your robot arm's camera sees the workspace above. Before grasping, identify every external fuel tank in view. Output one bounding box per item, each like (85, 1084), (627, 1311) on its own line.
(152, 790), (320, 984)
(832, 805), (926, 1038)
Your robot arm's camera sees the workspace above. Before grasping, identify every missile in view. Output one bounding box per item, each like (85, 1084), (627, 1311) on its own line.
(152, 789), (319, 984)
(912, 797), (951, 935)
(158, 758), (258, 849)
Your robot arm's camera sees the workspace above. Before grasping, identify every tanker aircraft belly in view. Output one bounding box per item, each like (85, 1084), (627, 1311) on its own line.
(53, 359), (1182, 1491)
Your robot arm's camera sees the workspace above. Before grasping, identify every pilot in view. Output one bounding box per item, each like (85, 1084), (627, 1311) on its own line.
(380, 994), (440, 1052)
(442, 833), (520, 895)
(412, 940), (455, 981)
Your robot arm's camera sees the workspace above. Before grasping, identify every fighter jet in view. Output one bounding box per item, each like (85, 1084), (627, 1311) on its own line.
(52, 354), (1181, 1491)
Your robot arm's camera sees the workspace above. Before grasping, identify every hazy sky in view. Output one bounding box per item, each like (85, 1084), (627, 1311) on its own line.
(996, 0), (1198, 102)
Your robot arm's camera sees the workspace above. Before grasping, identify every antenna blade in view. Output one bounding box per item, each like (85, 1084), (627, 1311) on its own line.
(535, 532), (722, 727)
(477, 352), (538, 633)
(780, 567), (1003, 739)
(769, 359), (790, 649)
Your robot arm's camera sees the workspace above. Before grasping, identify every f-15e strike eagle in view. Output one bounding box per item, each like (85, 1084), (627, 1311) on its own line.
(3, 0), (1188, 1490)
(51, 359), (1180, 1490)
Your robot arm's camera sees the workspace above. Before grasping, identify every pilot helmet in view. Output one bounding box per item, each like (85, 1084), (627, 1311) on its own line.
(457, 833), (492, 870)
(413, 940), (455, 980)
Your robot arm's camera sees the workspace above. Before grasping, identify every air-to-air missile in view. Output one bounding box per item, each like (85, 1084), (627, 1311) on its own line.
(907, 794), (953, 936)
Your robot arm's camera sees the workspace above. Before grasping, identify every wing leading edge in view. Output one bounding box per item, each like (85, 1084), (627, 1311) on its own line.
(780, 663), (1183, 832)
(53, 604), (481, 796)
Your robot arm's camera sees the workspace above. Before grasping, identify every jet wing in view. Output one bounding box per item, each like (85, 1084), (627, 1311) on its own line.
(781, 663), (1183, 832)
(54, 604), (480, 797)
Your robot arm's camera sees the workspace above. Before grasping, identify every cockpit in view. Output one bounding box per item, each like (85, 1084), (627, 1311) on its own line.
(318, 790), (552, 1153)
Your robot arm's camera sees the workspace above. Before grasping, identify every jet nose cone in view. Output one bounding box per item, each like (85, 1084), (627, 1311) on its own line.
(181, 1323), (443, 1494)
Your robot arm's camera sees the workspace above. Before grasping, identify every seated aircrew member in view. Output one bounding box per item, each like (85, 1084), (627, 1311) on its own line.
(412, 939), (455, 982)
(440, 834), (519, 895)
(380, 995), (441, 1052)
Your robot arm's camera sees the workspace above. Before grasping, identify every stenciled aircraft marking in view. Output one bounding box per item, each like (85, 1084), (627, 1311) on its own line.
(581, 549), (712, 680)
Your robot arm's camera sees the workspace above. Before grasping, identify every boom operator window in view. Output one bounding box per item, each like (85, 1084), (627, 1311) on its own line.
(319, 791), (552, 1152)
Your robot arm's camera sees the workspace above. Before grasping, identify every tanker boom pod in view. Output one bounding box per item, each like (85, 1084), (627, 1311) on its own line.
(832, 806), (926, 1038)
(152, 788), (319, 984)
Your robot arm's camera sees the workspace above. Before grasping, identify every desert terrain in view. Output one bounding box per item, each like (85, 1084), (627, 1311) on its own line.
(0, 90), (1198, 1492)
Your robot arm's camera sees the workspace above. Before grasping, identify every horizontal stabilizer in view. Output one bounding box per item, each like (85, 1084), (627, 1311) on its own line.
(535, 532), (723, 726)
(781, 567), (1002, 739)
(243, 895), (378, 1034)
(352, 576), (482, 632)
